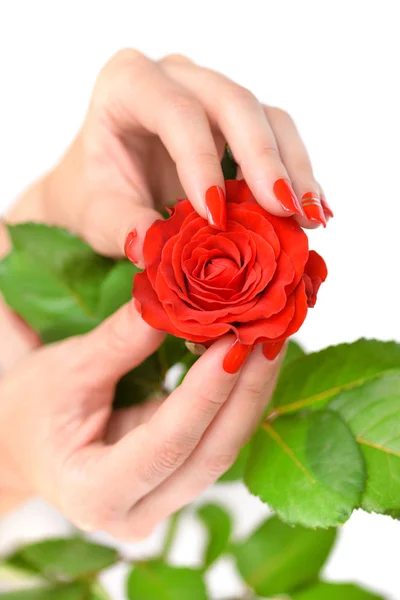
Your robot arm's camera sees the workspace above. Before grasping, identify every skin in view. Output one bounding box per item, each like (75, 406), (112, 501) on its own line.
(0, 51), (325, 535)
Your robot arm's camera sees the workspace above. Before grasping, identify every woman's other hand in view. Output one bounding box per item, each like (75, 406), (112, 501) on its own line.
(7, 51), (332, 269)
(0, 300), (283, 537)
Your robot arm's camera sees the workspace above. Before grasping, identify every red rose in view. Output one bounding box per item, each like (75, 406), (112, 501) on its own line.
(133, 180), (327, 360)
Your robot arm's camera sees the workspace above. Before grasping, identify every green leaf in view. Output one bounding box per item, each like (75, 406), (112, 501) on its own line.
(329, 372), (400, 515)
(221, 144), (237, 180)
(0, 223), (113, 337)
(4, 537), (119, 580)
(0, 583), (88, 600)
(218, 442), (250, 483)
(1, 554), (41, 579)
(98, 259), (139, 319)
(197, 503), (233, 567)
(126, 561), (207, 600)
(269, 339), (400, 416)
(282, 339), (306, 369)
(232, 515), (336, 597)
(245, 410), (366, 528)
(291, 582), (385, 600)
(88, 582), (114, 600)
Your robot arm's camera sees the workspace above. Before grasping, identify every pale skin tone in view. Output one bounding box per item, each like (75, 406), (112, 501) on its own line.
(0, 51), (328, 536)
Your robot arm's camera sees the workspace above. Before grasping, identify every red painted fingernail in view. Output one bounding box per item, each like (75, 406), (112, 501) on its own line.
(273, 179), (303, 216)
(263, 339), (286, 360)
(301, 193), (327, 227)
(124, 229), (139, 264)
(205, 186), (227, 231)
(321, 196), (334, 219)
(223, 340), (253, 374)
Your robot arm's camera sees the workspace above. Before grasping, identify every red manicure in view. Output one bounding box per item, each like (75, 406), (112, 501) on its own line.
(124, 229), (139, 264)
(301, 193), (327, 227)
(263, 339), (286, 360)
(223, 340), (253, 374)
(205, 186), (227, 231)
(321, 196), (334, 220)
(273, 179), (303, 215)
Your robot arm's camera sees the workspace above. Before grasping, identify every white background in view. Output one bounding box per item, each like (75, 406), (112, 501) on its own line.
(0, 1), (399, 598)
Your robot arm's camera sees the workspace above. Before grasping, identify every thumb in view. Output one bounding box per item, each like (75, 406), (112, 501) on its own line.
(79, 300), (165, 384)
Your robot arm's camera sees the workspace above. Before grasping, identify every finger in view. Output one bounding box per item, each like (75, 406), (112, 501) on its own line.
(76, 190), (161, 265)
(96, 50), (226, 229)
(160, 59), (303, 218)
(105, 396), (165, 443)
(125, 345), (285, 534)
(264, 106), (327, 229)
(78, 300), (165, 384)
(64, 337), (244, 534)
(0, 297), (41, 370)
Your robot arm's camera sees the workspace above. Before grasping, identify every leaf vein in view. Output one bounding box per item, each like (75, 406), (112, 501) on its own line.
(262, 422), (316, 484)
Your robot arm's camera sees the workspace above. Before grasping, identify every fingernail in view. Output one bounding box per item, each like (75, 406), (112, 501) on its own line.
(273, 179), (303, 216)
(124, 229), (139, 264)
(223, 340), (253, 374)
(263, 339), (286, 360)
(321, 195), (334, 220)
(205, 186), (227, 231)
(301, 193), (327, 227)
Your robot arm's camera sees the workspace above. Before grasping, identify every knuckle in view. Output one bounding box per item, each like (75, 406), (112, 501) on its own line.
(165, 92), (203, 121)
(269, 106), (293, 124)
(204, 452), (238, 479)
(103, 316), (131, 358)
(107, 48), (146, 72)
(94, 49), (147, 100)
(161, 53), (193, 65)
(225, 84), (257, 107)
(295, 159), (313, 177)
(150, 438), (189, 475)
(193, 150), (221, 170)
(195, 386), (228, 412)
(257, 144), (281, 162)
(243, 379), (268, 402)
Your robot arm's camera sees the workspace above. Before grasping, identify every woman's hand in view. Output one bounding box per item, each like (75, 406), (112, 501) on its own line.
(0, 301), (283, 538)
(7, 51), (332, 267)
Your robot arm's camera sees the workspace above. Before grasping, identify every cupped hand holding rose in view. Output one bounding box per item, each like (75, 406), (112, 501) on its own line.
(0, 300), (284, 536)
(8, 50), (332, 263)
